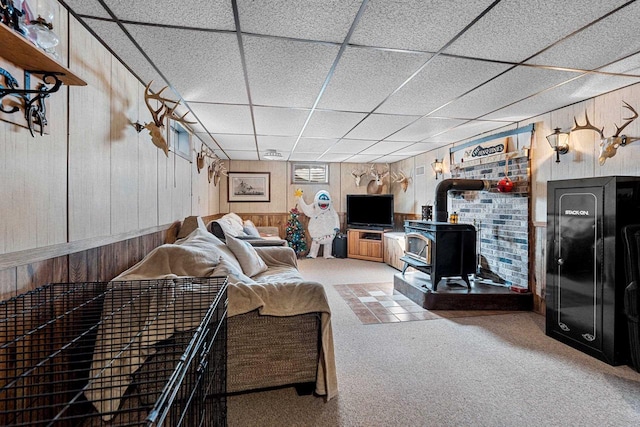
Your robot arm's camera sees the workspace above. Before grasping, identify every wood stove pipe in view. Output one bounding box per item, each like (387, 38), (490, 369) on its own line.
(434, 179), (493, 222)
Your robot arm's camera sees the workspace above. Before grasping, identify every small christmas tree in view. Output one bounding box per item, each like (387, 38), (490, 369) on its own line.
(285, 207), (307, 257)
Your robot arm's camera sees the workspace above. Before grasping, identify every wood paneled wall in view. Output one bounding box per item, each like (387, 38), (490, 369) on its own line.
(3, 6), (640, 316)
(1, 10), (222, 299)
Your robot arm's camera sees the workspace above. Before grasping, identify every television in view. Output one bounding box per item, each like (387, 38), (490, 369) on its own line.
(346, 194), (394, 229)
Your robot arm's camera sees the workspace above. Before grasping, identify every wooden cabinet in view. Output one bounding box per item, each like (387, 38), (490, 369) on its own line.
(347, 229), (387, 262)
(383, 232), (406, 270)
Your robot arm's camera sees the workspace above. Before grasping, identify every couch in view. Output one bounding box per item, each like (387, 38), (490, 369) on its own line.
(83, 216), (337, 421)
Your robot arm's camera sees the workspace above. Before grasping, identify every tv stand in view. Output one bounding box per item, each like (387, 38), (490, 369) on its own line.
(347, 228), (390, 262)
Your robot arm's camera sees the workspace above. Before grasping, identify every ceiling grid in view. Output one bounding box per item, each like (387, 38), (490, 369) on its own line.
(59, 0), (640, 163)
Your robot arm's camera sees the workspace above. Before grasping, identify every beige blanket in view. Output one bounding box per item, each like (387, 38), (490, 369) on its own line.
(84, 227), (337, 420)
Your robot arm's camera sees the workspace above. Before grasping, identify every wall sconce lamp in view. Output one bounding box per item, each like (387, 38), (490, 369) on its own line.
(546, 127), (569, 163)
(431, 159), (444, 180)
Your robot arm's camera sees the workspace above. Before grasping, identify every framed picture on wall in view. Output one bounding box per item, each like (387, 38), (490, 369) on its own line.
(228, 172), (271, 202)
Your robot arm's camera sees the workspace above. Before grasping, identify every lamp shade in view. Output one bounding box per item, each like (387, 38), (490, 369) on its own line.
(431, 159), (444, 179)
(546, 128), (569, 163)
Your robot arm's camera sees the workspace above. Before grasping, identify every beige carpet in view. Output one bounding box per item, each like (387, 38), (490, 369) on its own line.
(227, 258), (640, 426)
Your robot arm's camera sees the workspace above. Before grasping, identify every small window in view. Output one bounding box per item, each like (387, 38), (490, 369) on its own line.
(291, 163), (329, 184)
(169, 121), (192, 161)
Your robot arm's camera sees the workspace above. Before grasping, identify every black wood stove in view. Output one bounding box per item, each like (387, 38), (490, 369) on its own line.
(402, 220), (476, 290)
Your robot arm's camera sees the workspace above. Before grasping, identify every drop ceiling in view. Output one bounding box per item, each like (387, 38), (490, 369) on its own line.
(60, 0), (640, 163)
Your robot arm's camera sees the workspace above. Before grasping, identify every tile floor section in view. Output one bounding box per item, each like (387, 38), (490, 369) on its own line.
(334, 282), (512, 324)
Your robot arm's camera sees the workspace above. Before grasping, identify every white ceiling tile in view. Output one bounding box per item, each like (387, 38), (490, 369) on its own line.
(350, 0), (497, 51)
(375, 154), (412, 163)
(600, 53), (640, 75)
(288, 152), (325, 161)
(360, 141), (414, 155)
(391, 143), (443, 156)
(423, 121), (513, 144)
(302, 110), (368, 138)
(377, 56), (510, 116)
(484, 74), (640, 121)
(62, 0), (111, 18)
(236, 0), (361, 43)
(326, 139), (377, 154)
(294, 138), (339, 153)
(189, 122), (207, 133)
(83, 19), (165, 87)
(126, 25), (247, 104)
(210, 134), (257, 151)
(445, 0), (631, 63)
(346, 154), (382, 163)
(527, 2), (640, 70)
(386, 117), (467, 142)
(318, 153), (354, 162)
(243, 36), (340, 108)
(344, 114), (420, 140)
(224, 150), (259, 161)
(318, 47), (430, 112)
(189, 104), (253, 134)
(253, 107), (309, 136)
(105, 0), (235, 30)
(435, 67), (582, 120)
(256, 135), (298, 152)
(193, 132), (222, 150)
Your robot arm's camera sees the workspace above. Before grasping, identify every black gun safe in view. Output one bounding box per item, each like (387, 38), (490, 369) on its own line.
(546, 176), (640, 365)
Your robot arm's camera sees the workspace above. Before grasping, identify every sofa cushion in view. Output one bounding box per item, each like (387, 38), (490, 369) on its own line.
(226, 235), (268, 277)
(212, 257), (255, 284)
(243, 220), (261, 237)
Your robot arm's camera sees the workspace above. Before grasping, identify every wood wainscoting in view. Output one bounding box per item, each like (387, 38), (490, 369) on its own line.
(0, 229), (167, 301)
(0, 210), (431, 300)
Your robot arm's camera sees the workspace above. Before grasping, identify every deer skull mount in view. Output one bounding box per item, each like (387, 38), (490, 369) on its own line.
(571, 101), (639, 165)
(351, 168), (367, 187)
(143, 81), (196, 157)
(391, 171), (412, 192)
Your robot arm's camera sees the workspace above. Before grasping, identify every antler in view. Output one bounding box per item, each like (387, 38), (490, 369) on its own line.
(571, 111), (604, 139)
(613, 101), (638, 137)
(142, 81), (196, 156)
(391, 170), (411, 192)
(391, 171), (406, 183)
(144, 81), (196, 127)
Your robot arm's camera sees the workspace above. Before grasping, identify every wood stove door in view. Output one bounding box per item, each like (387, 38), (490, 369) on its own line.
(549, 187), (604, 352)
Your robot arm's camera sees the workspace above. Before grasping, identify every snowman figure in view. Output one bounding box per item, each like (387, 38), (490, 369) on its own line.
(296, 189), (340, 258)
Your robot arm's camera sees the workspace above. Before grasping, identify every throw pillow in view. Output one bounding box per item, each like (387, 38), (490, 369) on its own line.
(226, 235), (268, 277)
(177, 216), (206, 239)
(243, 220), (261, 237)
(222, 213), (246, 235)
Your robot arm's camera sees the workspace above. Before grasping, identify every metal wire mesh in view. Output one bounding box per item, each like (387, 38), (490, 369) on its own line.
(0, 277), (227, 427)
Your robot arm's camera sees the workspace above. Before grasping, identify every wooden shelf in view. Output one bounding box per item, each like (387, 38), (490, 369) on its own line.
(0, 24), (86, 86)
